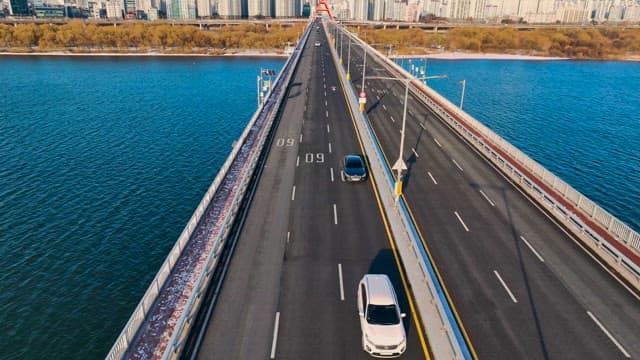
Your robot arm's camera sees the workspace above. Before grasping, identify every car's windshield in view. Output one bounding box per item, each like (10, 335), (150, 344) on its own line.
(366, 304), (400, 325)
(346, 157), (363, 169)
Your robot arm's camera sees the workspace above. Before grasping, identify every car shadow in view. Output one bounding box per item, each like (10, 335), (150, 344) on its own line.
(367, 249), (413, 335)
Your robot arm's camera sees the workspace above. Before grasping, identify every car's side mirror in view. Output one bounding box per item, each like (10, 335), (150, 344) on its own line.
(359, 311), (364, 317)
(401, 313), (407, 318)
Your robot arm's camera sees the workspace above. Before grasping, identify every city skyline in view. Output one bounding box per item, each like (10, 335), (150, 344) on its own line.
(3, 0), (640, 22)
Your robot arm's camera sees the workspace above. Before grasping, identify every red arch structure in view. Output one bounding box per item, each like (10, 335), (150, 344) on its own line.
(315, 0), (334, 20)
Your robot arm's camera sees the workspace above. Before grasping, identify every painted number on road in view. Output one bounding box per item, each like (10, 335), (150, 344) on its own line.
(305, 153), (325, 163)
(276, 138), (296, 147)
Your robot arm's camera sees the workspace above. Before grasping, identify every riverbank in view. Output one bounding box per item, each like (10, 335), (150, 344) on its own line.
(0, 49), (289, 57)
(391, 52), (568, 61)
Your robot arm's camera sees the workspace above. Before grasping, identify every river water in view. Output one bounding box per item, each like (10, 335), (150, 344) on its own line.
(0, 56), (638, 359)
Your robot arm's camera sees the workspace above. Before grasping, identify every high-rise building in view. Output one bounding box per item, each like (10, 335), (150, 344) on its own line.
(168, 0), (196, 18)
(353, 0), (368, 19)
(386, 0), (408, 19)
(217, 0), (241, 17)
(248, 0), (270, 16)
(370, 0), (386, 19)
(275, 0), (295, 16)
(9, 0), (29, 15)
(197, 0), (210, 16)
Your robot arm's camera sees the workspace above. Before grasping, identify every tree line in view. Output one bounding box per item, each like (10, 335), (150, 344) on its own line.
(0, 22), (305, 52)
(355, 26), (640, 59)
(1, 22), (639, 58)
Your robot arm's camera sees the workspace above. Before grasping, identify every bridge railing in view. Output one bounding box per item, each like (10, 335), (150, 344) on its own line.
(350, 34), (640, 285)
(106, 23), (311, 360)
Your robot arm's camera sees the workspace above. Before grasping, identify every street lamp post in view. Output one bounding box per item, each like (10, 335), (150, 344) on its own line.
(460, 79), (466, 109)
(339, 26), (344, 64)
(346, 36), (351, 80)
(359, 47), (367, 112)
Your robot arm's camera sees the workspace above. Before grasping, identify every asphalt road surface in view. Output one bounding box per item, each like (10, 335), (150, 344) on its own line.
(340, 28), (640, 360)
(194, 21), (429, 360)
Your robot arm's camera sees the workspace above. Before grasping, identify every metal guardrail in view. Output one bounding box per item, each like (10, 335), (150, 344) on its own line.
(356, 37), (640, 285)
(106, 22), (312, 360)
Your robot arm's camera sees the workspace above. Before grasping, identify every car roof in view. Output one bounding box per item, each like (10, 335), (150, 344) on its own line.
(345, 154), (363, 162)
(363, 274), (396, 305)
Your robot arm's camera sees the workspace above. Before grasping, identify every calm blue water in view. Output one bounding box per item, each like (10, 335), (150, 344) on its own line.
(1, 56), (638, 360)
(399, 58), (640, 233)
(0, 56), (284, 360)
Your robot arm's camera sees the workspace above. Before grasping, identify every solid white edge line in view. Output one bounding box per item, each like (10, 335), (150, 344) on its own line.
(433, 138), (442, 147)
(494, 270), (518, 303)
(330, 168), (335, 182)
(333, 203), (338, 225)
(412, 148), (419, 158)
(452, 159), (464, 172)
(329, 142), (332, 153)
(587, 311), (631, 358)
(520, 236), (545, 262)
(296, 155), (299, 167)
(270, 312), (280, 359)
(428, 171), (438, 185)
(291, 186), (296, 201)
(454, 211), (470, 232)
(479, 190), (495, 207)
(338, 263), (345, 301)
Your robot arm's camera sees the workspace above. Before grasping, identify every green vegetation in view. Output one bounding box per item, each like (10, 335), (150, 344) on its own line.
(0, 21), (305, 54)
(355, 26), (640, 59)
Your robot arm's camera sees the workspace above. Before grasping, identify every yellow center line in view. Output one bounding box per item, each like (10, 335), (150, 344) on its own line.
(332, 54), (431, 360)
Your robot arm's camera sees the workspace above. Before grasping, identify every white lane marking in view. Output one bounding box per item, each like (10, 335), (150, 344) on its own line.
(299, 134), (303, 143)
(291, 186), (296, 201)
(333, 203), (338, 225)
(520, 236), (544, 262)
(327, 124), (330, 133)
(587, 311), (631, 358)
(324, 83), (326, 89)
(287, 231), (290, 243)
(330, 168), (334, 182)
(419, 123), (426, 130)
(296, 155), (300, 167)
(411, 148), (419, 158)
(479, 190), (495, 207)
(324, 91), (326, 97)
(328, 142), (332, 153)
(338, 263), (345, 301)
(454, 211), (469, 232)
(382, 104), (387, 110)
(433, 138), (442, 147)
(409, 110), (414, 116)
(376, 95), (380, 100)
(452, 159), (464, 172)
(390, 116), (395, 123)
(428, 171), (438, 185)
(270, 312), (280, 359)
(326, 110), (329, 118)
(325, 100), (328, 106)
(494, 270), (518, 303)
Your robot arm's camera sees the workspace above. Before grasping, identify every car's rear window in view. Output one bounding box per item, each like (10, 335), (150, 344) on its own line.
(346, 157), (363, 169)
(366, 304), (399, 325)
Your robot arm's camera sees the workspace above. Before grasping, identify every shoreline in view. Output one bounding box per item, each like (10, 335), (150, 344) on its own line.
(391, 52), (568, 61)
(1, 50), (638, 61)
(0, 50), (290, 57)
